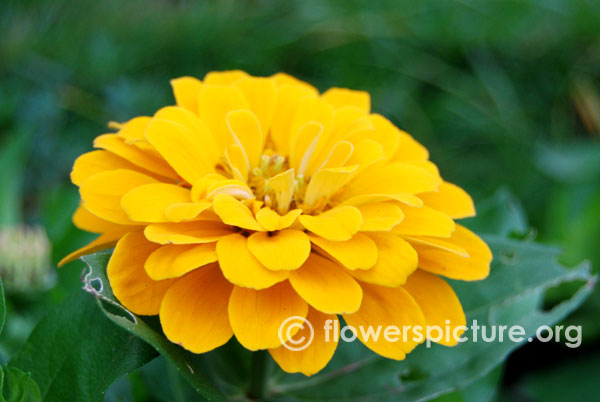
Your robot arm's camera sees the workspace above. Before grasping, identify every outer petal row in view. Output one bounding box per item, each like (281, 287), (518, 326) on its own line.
(106, 229), (468, 375)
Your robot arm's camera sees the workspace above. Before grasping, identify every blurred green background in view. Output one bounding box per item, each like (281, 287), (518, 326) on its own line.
(1, 0), (599, 400)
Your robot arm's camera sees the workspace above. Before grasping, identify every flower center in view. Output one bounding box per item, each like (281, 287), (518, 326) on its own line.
(248, 152), (291, 208)
(250, 153), (288, 187)
(215, 150), (335, 215)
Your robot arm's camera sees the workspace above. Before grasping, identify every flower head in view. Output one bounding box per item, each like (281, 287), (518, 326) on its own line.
(62, 70), (492, 376)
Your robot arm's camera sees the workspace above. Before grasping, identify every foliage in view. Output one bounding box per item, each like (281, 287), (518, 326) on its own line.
(8, 288), (156, 402)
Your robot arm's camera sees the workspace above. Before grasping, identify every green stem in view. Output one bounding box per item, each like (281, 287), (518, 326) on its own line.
(248, 350), (269, 400)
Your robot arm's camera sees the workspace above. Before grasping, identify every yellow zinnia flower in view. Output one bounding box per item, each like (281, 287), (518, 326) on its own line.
(61, 70), (492, 376)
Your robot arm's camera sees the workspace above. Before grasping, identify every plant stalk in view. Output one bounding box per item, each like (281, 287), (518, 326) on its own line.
(248, 350), (269, 400)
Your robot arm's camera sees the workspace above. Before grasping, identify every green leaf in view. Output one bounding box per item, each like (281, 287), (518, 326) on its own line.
(267, 236), (596, 401)
(136, 356), (210, 402)
(79, 252), (228, 402)
(429, 366), (502, 402)
(464, 188), (528, 238)
(9, 286), (157, 402)
(0, 366), (42, 402)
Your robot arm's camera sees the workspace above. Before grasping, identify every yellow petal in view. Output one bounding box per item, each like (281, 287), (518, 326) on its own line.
(303, 165), (357, 207)
(312, 115), (361, 175)
(356, 202), (405, 231)
(265, 169), (295, 215)
(71, 150), (141, 186)
(392, 205), (455, 237)
(121, 183), (192, 223)
(289, 254), (362, 314)
(309, 233), (378, 270)
(203, 70), (249, 85)
(164, 201), (212, 223)
(298, 206), (362, 241)
(225, 144), (249, 182)
(190, 173), (228, 202)
(289, 97), (335, 168)
(290, 122), (323, 174)
(58, 232), (123, 267)
(93, 134), (178, 180)
(322, 87), (370, 112)
(145, 118), (214, 184)
(80, 169), (158, 224)
(272, 72), (318, 93)
(411, 224), (492, 280)
(213, 193), (263, 231)
(153, 106), (220, 161)
(73, 204), (137, 234)
(107, 232), (175, 315)
(270, 84), (318, 155)
(391, 130), (430, 162)
(205, 179), (254, 200)
(226, 109), (263, 168)
(418, 181), (475, 219)
(144, 221), (234, 244)
(412, 160), (442, 182)
(269, 308), (338, 376)
(160, 263), (233, 353)
(255, 208), (302, 231)
(234, 77), (277, 137)
(216, 233), (288, 289)
(317, 140), (354, 171)
(228, 281), (308, 350)
(330, 109), (370, 143)
(404, 236), (468, 257)
(343, 283), (425, 360)
(115, 116), (151, 144)
(250, 199), (265, 215)
(145, 243), (217, 280)
(170, 76), (202, 112)
(344, 163), (439, 199)
(350, 233), (418, 287)
(345, 139), (385, 175)
(247, 229), (311, 271)
(359, 114), (402, 160)
(403, 270), (466, 346)
(197, 84), (250, 151)
(340, 193), (423, 208)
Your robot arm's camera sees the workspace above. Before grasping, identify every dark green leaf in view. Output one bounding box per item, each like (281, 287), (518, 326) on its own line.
(9, 286), (157, 402)
(137, 356), (210, 402)
(79, 252), (228, 402)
